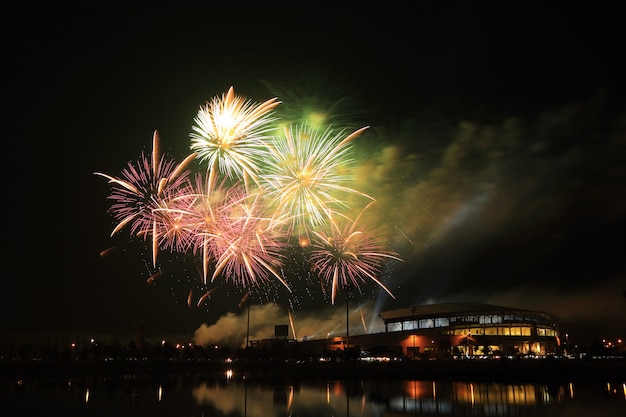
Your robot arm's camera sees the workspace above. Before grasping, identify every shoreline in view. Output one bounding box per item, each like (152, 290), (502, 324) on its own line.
(2, 356), (625, 383)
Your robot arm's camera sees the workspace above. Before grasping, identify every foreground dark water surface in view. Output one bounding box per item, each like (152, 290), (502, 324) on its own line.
(2, 359), (625, 416)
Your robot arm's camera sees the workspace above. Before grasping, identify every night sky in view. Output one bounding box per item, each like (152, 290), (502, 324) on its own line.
(5, 2), (625, 347)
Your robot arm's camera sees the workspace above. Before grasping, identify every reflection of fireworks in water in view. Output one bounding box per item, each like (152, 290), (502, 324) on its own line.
(309, 201), (402, 304)
(97, 87), (402, 316)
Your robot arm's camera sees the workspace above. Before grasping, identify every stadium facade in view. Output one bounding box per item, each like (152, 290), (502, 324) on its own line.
(374, 302), (561, 357)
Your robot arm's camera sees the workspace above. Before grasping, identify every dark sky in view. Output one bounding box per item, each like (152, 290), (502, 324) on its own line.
(5, 2), (625, 347)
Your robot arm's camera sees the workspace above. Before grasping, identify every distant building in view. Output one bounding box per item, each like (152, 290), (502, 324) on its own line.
(253, 303), (561, 358)
(375, 302), (561, 357)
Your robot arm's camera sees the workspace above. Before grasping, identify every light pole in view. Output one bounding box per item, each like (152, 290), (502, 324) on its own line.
(246, 302), (250, 348)
(346, 291), (349, 350)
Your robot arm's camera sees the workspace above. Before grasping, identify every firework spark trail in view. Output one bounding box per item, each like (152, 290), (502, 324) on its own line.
(190, 86), (280, 190)
(288, 308), (297, 340)
(237, 291), (251, 310)
(360, 308), (367, 334)
(197, 286), (219, 308)
(261, 123), (373, 241)
(94, 130), (196, 267)
(309, 201), (402, 304)
(146, 271), (162, 284)
(395, 224), (415, 245)
(187, 287), (195, 308)
(99, 246), (117, 259)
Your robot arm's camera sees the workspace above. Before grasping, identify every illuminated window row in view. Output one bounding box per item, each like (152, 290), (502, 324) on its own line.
(450, 314), (548, 325)
(443, 326), (556, 337)
(447, 326), (532, 336)
(392, 314), (556, 332)
(536, 327), (558, 337)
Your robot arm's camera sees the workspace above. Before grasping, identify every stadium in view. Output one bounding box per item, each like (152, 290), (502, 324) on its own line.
(255, 302), (561, 359)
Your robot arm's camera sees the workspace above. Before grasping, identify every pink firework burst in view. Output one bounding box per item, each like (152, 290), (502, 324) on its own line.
(94, 130), (196, 267)
(165, 173), (249, 283)
(150, 182), (198, 255)
(309, 201), (402, 304)
(206, 190), (292, 291)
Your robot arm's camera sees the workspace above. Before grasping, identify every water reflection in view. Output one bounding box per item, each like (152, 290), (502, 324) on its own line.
(387, 380), (556, 415)
(3, 369), (625, 417)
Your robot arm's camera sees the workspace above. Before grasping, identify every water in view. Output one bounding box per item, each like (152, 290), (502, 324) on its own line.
(2, 368), (625, 417)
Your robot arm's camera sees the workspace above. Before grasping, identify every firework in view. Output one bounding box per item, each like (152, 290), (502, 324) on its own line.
(156, 172), (245, 283)
(260, 73), (367, 132)
(189, 86), (280, 190)
(99, 246), (117, 259)
(309, 201), (402, 304)
(261, 123), (373, 241)
(97, 88), (403, 316)
(288, 308), (297, 340)
(205, 190), (292, 291)
(150, 205), (195, 254)
(146, 271), (162, 284)
(94, 130), (196, 267)
(197, 286), (219, 308)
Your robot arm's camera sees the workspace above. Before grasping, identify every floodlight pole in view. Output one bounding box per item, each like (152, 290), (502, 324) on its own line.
(246, 303), (250, 348)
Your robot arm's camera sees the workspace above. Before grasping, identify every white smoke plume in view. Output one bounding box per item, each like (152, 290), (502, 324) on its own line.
(192, 300), (386, 348)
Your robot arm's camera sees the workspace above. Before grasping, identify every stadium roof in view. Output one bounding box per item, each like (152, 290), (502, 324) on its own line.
(378, 303), (559, 323)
